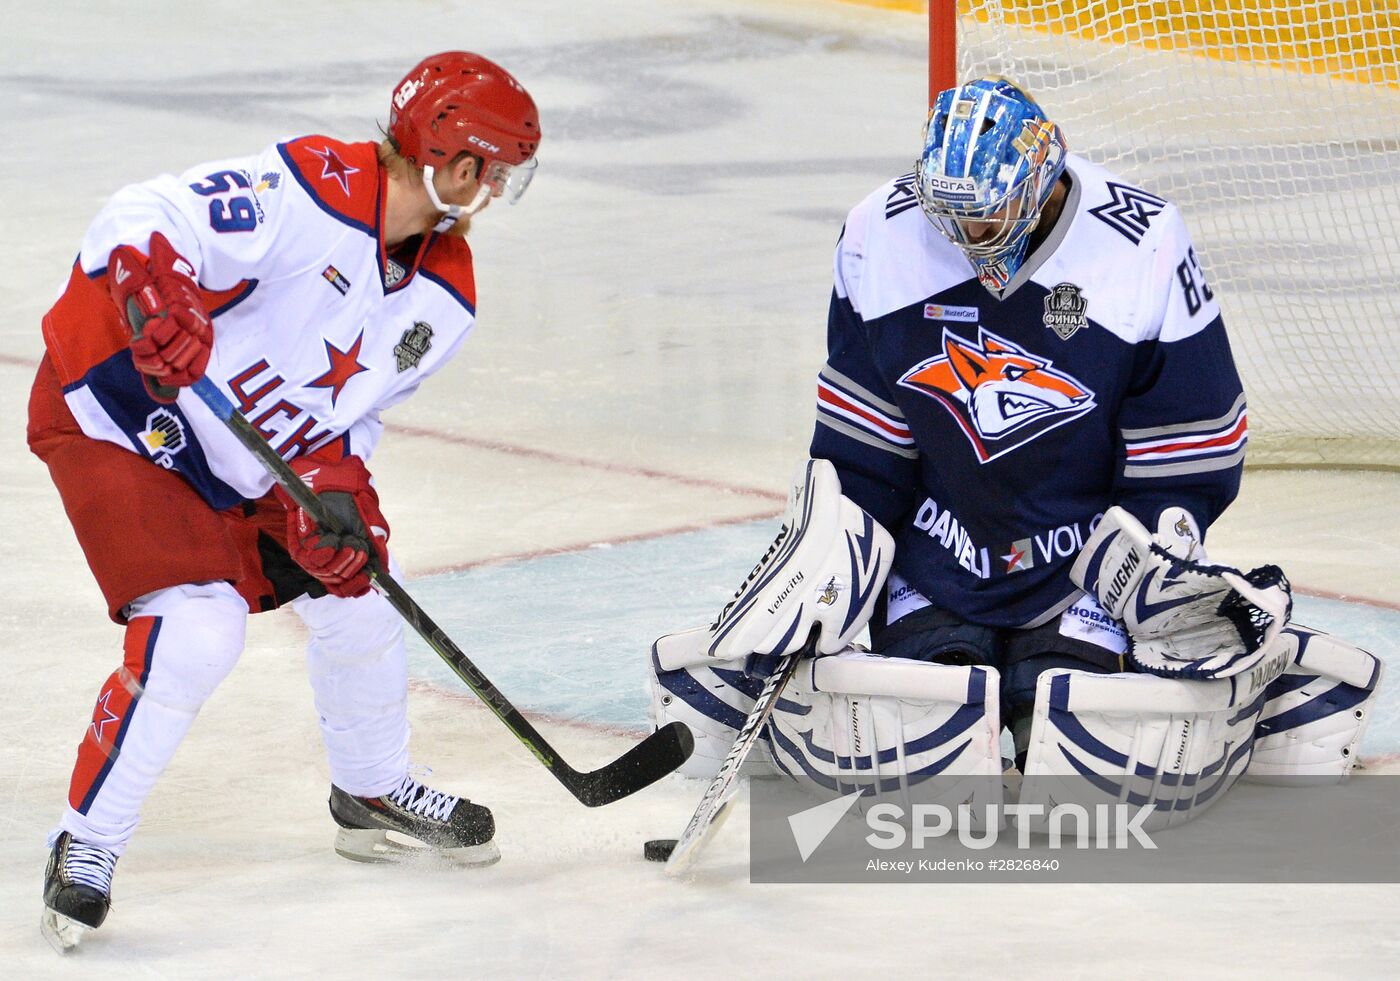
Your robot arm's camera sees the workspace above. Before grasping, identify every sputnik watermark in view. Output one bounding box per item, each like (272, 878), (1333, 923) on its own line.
(787, 794), (1156, 864)
(864, 802), (1157, 852)
(752, 775), (1400, 883)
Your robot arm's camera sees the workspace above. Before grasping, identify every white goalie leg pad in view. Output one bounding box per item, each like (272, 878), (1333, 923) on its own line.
(769, 649), (1004, 813)
(1244, 624), (1384, 784)
(1020, 660), (1284, 830)
(648, 626), (775, 779)
(704, 458), (894, 662)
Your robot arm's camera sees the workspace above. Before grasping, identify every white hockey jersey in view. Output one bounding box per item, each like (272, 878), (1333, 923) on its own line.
(42, 136), (477, 510)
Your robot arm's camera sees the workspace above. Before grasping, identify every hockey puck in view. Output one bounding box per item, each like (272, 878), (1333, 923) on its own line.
(644, 838), (678, 862)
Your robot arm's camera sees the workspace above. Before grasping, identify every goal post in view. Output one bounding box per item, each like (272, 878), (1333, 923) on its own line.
(928, 0), (1400, 470)
(929, 0), (958, 101)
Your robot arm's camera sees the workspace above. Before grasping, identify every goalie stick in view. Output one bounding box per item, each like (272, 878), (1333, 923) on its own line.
(664, 629), (818, 876)
(187, 376), (694, 807)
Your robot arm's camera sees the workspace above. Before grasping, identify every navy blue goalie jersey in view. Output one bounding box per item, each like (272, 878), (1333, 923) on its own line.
(811, 154), (1246, 631)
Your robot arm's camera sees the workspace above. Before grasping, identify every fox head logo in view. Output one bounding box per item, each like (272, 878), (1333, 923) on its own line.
(898, 327), (1096, 463)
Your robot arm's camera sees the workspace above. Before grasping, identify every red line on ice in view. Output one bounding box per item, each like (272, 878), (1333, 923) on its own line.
(384, 421), (784, 502)
(407, 509), (782, 578)
(0, 352), (1393, 612)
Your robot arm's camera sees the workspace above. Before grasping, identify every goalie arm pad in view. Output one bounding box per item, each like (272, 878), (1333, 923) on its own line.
(1070, 506), (1292, 679)
(705, 458), (894, 661)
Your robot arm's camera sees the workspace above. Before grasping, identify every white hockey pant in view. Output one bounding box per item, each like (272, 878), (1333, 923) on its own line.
(59, 582), (248, 854)
(59, 579), (408, 853)
(292, 583), (409, 797)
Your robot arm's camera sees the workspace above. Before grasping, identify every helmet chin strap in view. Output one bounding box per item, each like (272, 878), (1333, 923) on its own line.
(422, 165), (492, 233)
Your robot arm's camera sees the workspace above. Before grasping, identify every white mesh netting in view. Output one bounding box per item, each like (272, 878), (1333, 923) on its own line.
(952, 1), (1400, 468)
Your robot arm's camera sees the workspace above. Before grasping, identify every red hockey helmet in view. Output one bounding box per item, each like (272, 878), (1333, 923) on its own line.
(389, 51), (540, 171)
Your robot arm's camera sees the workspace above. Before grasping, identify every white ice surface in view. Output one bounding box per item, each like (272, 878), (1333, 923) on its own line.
(2, 0), (1398, 977)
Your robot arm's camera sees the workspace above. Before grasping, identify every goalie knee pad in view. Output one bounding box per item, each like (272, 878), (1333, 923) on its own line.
(768, 650), (1004, 810)
(648, 627), (772, 779)
(1245, 625), (1383, 784)
(1001, 617), (1126, 767)
(1020, 666), (1277, 829)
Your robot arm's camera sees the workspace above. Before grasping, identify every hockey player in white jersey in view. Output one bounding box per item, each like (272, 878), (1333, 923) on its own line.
(649, 78), (1380, 824)
(28, 51), (541, 949)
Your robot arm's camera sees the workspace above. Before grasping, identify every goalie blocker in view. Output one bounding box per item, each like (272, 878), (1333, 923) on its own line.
(649, 458), (894, 777)
(649, 486), (1381, 823)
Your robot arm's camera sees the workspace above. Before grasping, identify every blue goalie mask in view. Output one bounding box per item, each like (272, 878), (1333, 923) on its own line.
(915, 77), (1067, 290)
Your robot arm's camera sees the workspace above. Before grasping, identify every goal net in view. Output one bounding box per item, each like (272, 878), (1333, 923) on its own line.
(933, 0), (1400, 469)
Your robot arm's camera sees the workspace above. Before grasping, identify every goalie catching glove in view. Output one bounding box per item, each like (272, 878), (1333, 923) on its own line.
(1071, 506), (1291, 679)
(702, 458), (894, 678)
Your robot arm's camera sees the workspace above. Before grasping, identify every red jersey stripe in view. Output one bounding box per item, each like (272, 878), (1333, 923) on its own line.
(817, 383), (913, 441)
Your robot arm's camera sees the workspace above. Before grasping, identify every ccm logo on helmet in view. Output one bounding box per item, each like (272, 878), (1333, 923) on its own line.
(393, 79), (423, 110)
(468, 134), (501, 154)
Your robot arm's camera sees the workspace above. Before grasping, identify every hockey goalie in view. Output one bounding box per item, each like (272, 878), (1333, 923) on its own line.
(646, 78), (1382, 827)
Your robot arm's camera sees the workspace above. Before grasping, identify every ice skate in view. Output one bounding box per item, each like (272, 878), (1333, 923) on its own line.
(329, 773), (499, 867)
(41, 831), (117, 953)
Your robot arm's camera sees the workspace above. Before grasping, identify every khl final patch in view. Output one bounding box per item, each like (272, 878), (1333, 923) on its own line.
(1043, 282), (1088, 340)
(395, 321), (434, 372)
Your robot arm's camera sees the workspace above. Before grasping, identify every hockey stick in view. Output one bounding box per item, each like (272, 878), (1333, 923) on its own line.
(664, 628), (817, 876)
(186, 376), (694, 807)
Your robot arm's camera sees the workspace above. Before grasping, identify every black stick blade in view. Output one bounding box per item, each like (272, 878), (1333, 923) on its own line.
(566, 722), (695, 807)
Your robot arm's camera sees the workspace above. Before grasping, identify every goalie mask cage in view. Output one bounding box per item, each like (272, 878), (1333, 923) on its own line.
(928, 0), (1400, 470)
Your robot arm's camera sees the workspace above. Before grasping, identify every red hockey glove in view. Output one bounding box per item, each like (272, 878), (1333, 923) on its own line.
(275, 456), (391, 599)
(108, 231), (214, 403)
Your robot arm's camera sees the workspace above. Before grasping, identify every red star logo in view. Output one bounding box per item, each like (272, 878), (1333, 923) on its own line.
(90, 690), (121, 744)
(308, 333), (369, 407)
(309, 145), (359, 196)
(1002, 545), (1028, 573)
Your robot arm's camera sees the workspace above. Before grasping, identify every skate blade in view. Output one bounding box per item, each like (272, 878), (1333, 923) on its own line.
(333, 828), (501, 868)
(41, 909), (89, 953)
